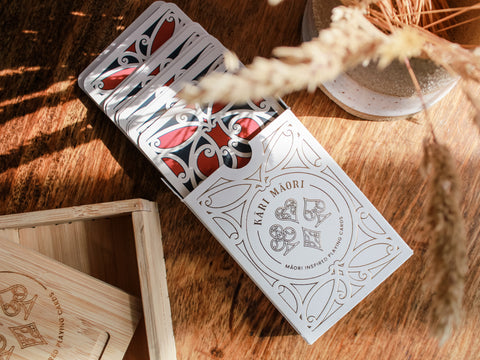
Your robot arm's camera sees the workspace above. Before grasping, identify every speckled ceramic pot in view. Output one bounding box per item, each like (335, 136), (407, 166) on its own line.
(302, 0), (463, 120)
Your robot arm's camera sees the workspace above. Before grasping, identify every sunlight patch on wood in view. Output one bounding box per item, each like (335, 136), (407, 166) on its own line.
(0, 66), (43, 77)
(0, 79), (75, 109)
(70, 11), (90, 17)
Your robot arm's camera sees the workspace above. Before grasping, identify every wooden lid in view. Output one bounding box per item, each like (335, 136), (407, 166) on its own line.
(0, 238), (142, 360)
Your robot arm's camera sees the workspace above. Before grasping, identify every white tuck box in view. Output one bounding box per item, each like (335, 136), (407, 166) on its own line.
(183, 109), (413, 344)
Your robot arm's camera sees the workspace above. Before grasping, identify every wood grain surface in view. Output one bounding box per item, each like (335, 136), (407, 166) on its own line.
(0, 199), (176, 360)
(0, 236), (142, 360)
(1, 1), (479, 359)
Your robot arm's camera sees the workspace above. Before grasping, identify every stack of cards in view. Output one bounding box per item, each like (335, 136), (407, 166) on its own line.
(80, 1), (413, 345)
(79, 1), (285, 197)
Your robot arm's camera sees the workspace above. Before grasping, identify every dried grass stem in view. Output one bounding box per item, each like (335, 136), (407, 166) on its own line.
(422, 139), (468, 344)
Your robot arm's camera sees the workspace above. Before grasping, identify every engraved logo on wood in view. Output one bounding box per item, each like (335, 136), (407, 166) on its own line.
(0, 272), (65, 360)
(9, 323), (48, 349)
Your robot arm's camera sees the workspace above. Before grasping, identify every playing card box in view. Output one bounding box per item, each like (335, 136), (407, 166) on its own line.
(183, 110), (413, 344)
(0, 199), (175, 360)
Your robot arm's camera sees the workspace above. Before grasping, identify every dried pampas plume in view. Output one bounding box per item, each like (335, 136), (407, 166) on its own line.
(421, 138), (468, 344)
(181, 1), (480, 122)
(463, 85), (480, 131)
(179, 0), (478, 346)
(179, 0), (478, 345)
(180, 6), (427, 104)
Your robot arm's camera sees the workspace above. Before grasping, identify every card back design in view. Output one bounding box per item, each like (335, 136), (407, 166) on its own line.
(140, 99), (283, 197)
(184, 110), (413, 344)
(81, 3), (191, 105)
(77, 1), (164, 92)
(115, 44), (226, 140)
(103, 23), (208, 118)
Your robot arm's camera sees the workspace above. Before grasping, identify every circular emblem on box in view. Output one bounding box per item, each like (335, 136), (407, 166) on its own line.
(0, 272), (64, 360)
(247, 172), (354, 282)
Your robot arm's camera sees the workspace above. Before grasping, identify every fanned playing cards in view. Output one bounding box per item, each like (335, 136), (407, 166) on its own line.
(79, 1), (413, 344)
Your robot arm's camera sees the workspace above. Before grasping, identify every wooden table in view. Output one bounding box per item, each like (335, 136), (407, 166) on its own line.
(1, 1), (479, 359)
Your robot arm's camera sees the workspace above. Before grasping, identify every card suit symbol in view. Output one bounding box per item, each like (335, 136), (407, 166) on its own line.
(151, 19), (175, 54)
(101, 67), (136, 90)
(269, 224), (299, 256)
(303, 198), (331, 227)
(275, 199), (298, 223)
(282, 240), (299, 256)
(302, 227), (323, 251)
(0, 335), (14, 359)
(0, 284), (37, 320)
(9, 322), (47, 349)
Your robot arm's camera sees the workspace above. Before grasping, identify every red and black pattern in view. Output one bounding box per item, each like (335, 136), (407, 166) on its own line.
(142, 99), (282, 194)
(96, 12), (181, 91)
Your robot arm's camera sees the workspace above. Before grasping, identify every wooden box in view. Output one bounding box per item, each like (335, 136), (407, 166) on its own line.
(0, 199), (176, 360)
